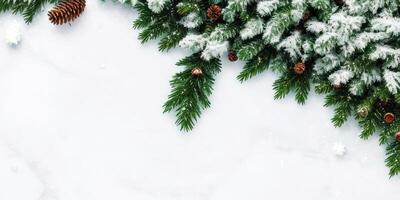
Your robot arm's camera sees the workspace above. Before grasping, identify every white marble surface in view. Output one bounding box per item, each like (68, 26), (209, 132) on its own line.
(0, 1), (399, 200)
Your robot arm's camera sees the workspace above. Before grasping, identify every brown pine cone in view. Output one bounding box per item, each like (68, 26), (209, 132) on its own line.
(293, 62), (306, 75)
(332, 84), (343, 92)
(228, 52), (238, 62)
(191, 67), (203, 76)
(377, 100), (392, 111)
(48, 0), (86, 25)
(395, 132), (400, 142)
(384, 112), (396, 124)
(207, 5), (222, 21)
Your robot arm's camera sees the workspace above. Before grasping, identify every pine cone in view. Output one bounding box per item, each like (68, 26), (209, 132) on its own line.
(228, 51), (238, 62)
(332, 84), (343, 92)
(377, 100), (392, 111)
(395, 132), (400, 142)
(357, 107), (369, 118)
(384, 112), (395, 124)
(293, 62), (306, 75)
(48, 0), (86, 25)
(191, 67), (203, 76)
(207, 5), (222, 21)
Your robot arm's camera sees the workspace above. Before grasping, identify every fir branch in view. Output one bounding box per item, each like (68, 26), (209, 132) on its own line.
(324, 92), (355, 127)
(262, 6), (295, 44)
(133, 1), (154, 29)
(294, 73), (311, 104)
(208, 23), (238, 42)
(158, 26), (187, 52)
(314, 81), (334, 94)
(356, 93), (379, 139)
(138, 18), (169, 43)
(331, 102), (353, 127)
(237, 49), (276, 82)
(380, 120), (400, 145)
(237, 38), (265, 60)
(273, 73), (294, 100)
(176, 1), (200, 15)
(273, 67), (311, 104)
(163, 53), (221, 131)
(386, 142), (400, 177)
(358, 117), (377, 139)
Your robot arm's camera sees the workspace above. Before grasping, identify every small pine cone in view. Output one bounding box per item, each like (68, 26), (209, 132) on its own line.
(333, 84), (342, 92)
(191, 67), (203, 76)
(228, 51), (238, 62)
(207, 5), (222, 21)
(395, 132), (400, 142)
(293, 62), (306, 75)
(377, 100), (391, 110)
(48, 0), (86, 25)
(384, 112), (396, 124)
(357, 107), (369, 118)
(377, 101), (385, 109)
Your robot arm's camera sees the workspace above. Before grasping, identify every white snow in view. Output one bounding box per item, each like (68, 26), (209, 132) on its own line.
(3, 20), (22, 47)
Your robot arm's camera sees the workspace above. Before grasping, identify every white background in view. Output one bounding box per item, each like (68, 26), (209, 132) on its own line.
(0, 1), (399, 200)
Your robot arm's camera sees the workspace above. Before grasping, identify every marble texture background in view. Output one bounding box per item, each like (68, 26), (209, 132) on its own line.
(0, 1), (399, 200)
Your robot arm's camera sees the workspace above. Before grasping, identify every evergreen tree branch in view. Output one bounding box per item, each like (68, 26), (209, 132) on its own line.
(237, 48), (276, 82)
(163, 53), (221, 131)
(386, 142), (400, 177)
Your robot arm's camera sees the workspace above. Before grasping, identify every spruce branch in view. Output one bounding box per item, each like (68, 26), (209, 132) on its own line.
(273, 73), (294, 101)
(138, 18), (169, 43)
(324, 92), (355, 127)
(237, 39), (264, 61)
(163, 53), (221, 131)
(358, 117), (377, 139)
(294, 73), (311, 104)
(263, 6), (296, 44)
(176, 1), (200, 15)
(386, 142), (400, 177)
(331, 102), (352, 127)
(273, 66), (311, 104)
(356, 93), (379, 139)
(380, 120), (400, 145)
(133, 1), (154, 29)
(158, 26), (187, 52)
(314, 80), (334, 94)
(237, 49), (276, 82)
